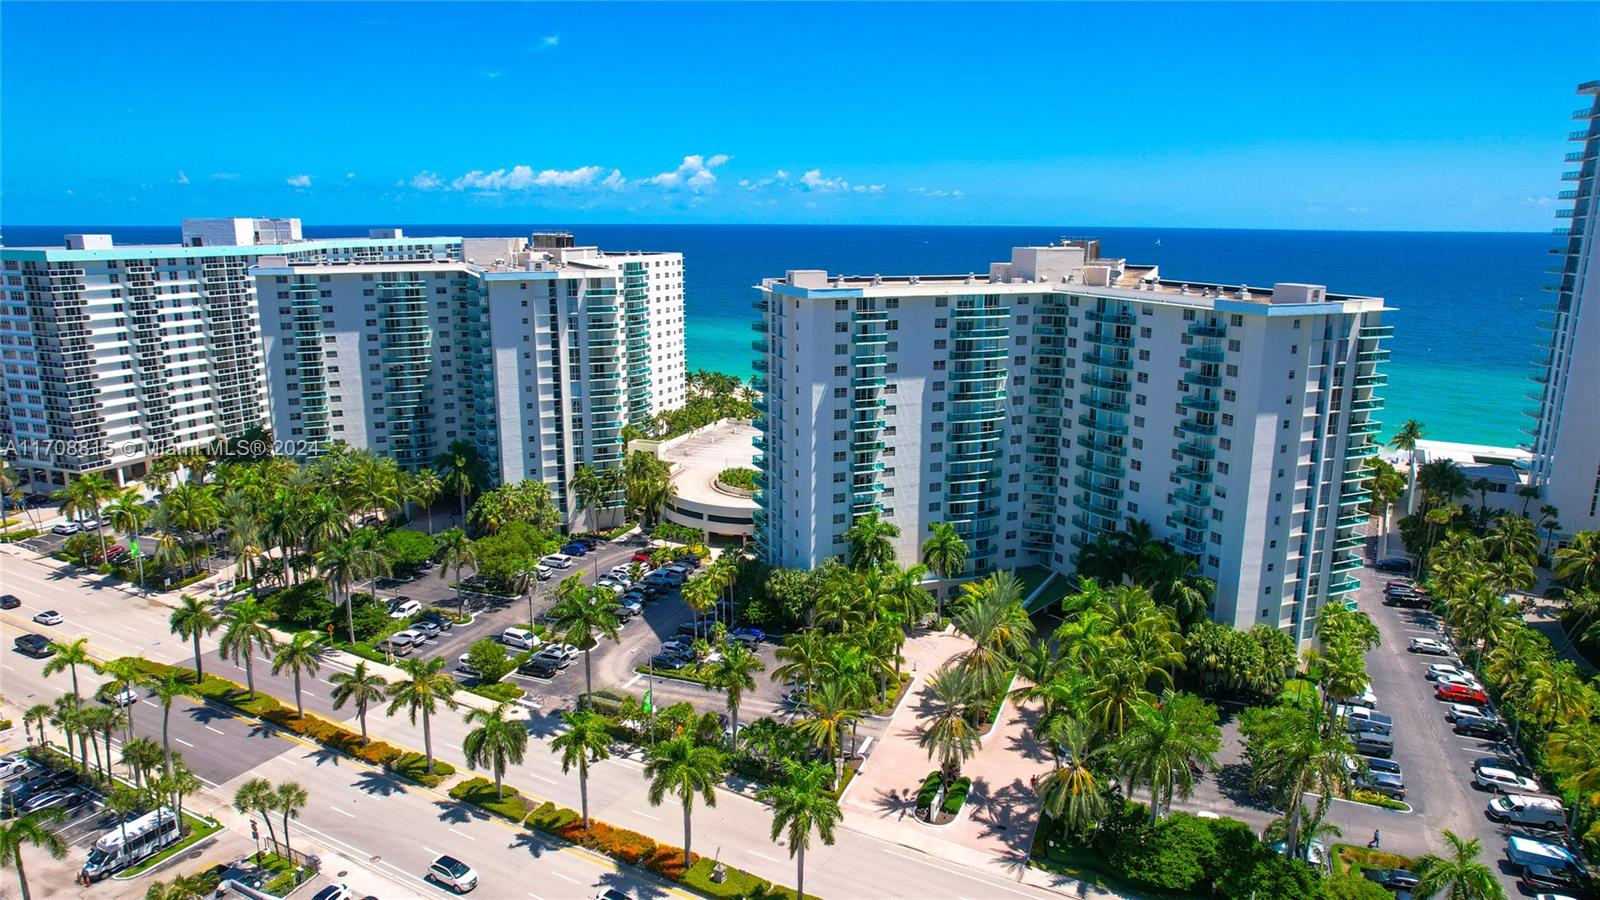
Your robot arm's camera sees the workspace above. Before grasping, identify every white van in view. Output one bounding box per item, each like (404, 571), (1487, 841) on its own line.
(1487, 793), (1566, 830)
(500, 627), (541, 651)
(540, 554), (573, 569)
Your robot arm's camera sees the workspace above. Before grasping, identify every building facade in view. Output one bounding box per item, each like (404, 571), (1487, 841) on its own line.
(753, 242), (1390, 641)
(255, 234), (685, 526)
(1528, 81), (1600, 540)
(0, 221), (688, 528)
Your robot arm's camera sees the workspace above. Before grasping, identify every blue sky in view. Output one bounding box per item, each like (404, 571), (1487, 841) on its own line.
(2, 2), (1593, 230)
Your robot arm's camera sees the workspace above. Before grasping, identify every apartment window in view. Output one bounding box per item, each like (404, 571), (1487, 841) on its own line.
(834, 299), (848, 311)
(835, 322), (849, 333)
(1138, 350), (1150, 361)
(835, 366), (848, 377)
(835, 344), (848, 355)
(1230, 314), (1243, 326)
(1226, 364), (1239, 377)
(933, 359), (945, 370)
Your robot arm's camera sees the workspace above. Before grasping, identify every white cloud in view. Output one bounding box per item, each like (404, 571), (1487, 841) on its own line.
(798, 169), (882, 194)
(450, 165), (605, 192)
(408, 171), (445, 191)
(600, 169), (627, 190)
(286, 174), (312, 188)
(174, 171), (190, 185)
(647, 154), (730, 191)
(346, 172), (357, 179)
(481, 70), (503, 80)
(539, 34), (560, 49)
(910, 186), (964, 199)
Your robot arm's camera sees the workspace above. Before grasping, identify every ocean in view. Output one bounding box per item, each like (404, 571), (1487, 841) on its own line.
(1, 223), (1552, 447)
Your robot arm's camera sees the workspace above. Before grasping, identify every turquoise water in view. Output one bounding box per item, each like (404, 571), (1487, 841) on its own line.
(3, 224), (1550, 447)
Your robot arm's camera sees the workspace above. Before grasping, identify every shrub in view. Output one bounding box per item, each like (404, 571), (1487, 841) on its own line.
(450, 777), (532, 822)
(526, 801), (580, 833)
(1321, 871), (1394, 900)
(381, 529), (436, 571)
(915, 771), (942, 811)
(940, 777), (972, 816)
(1102, 809), (1214, 893)
(0, 527), (40, 543)
(681, 859), (800, 900)
(1349, 789), (1407, 811)
(715, 467), (759, 491)
(556, 820), (658, 866)
(265, 580), (336, 632)
(388, 751), (454, 787)
(468, 682), (525, 703)
(650, 521), (703, 545)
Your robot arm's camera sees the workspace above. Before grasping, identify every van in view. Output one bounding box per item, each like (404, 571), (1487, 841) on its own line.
(379, 633), (417, 657)
(1353, 733), (1393, 759)
(500, 627), (541, 651)
(1487, 794), (1566, 830)
(540, 554), (573, 570)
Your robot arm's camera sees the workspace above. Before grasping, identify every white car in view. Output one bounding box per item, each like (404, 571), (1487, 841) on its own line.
(0, 754), (35, 779)
(102, 686), (138, 708)
(427, 854), (479, 892)
(455, 654), (481, 678)
(387, 599), (422, 619)
(1426, 663), (1466, 681)
(1474, 765), (1542, 794)
(1436, 672), (1483, 691)
(32, 610), (63, 626)
(1408, 637), (1451, 655)
(51, 522), (81, 536)
(311, 884), (353, 900)
(535, 564), (554, 581)
(1339, 686), (1377, 708)
(542, 642), (580, 661)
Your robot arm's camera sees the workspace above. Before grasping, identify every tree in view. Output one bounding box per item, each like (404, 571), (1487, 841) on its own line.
(844, 510), (900, 571)
(433, 527), (478, 616)
(218, 598), (276, 699)
(274, 781), (308, 859)
(1388, 419), (1424, 514)
(151, 672), (185, 775)
(271, 631), (323, 719)
(22, 704), (50, 748)
(1109, 692), (1220, 825)
(410, 468), (443, 534)
(385, 656), (459, 773)
(551, 708), (612, 829)
(644, 734), (726, 870)
(1035, 716), (1106, 838)
(42, 637), (95, 702)
(145, 872), (215, 900)
(1238, 702), (1352, 856)
(920, 522), (968, 617)
(234, 778), (279, 857)
(104, 487), (151, 582)
(794, 681), (860, 786)
(704, 641), (766, 748)
(434, 440), (487, 522)
(0, 808), (67, 900)
(571, 464), (604, 533)
(953, 572), (1034, 690)
(329, 662), (388, 744)
(917, 664), (982, 785)
(100, 656), (148, 739)
(1555, 530), (1600, 592)
(55, 472), (116, 560)
(105, 784), (143, 850)
(757, 759), (841, 900)
(549, 578), (621, 701)
(463, 702), (529, 800)
(168, 594), (218, 680)
(464, 639), (516, 685)
(1412, 830), (1504, 900)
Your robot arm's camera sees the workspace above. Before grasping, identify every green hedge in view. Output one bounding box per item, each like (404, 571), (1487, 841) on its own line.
(0, 528), (40, 543)
(468, 682), (526, 703)
(915, 771), (942, 812)
(940, 777), (972, 816)
(388, 752), (455, 788)
(449, 777), (533, 823)
(681, 858), (801, 900)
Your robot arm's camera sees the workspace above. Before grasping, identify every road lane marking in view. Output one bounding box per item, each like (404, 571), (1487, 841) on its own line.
(204, 725), (225, 735)
(747, 850), (780, 862)
(623, 673), (643, 688)
(422, 846), (443, 856)
(448, 827), (475, 840)
(141, 700), (159, 708)
(174, 738), (195, 748)
(527, 772), (558, 784)
(881, 848), (1042, 898)
(551, 872), (580, 885)
(332, 807), (356, 818)
(634, 810), (660, 821)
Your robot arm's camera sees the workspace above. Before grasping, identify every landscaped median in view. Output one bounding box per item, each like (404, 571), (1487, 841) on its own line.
(128, 659), (455, 788)
(448, 777), (806, 900)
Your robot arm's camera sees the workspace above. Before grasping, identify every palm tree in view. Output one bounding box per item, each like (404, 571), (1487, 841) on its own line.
(1537, 504), (1563, 562)
(319, 534), (390, 644)
(385, 656), (459, 773)
(434, 527), (477, 616)
(921, 522), (968, 618)
(271, 631), (323, 719)
(51, 696), (89, 773)
(571, 464), (604, 532)
(704, 641), (766, 748)
(1389, 419), (1425, 514)
(551, 709), (612, 829)
(1109, 692), (1220, 824)
(218, 598), (276, 699)
(233, 778), (279, 857)
(463, 702), (529, 799)
(99, 656), (148, 738)
(549, 579), (621, 701)
(55, 472), (116, 560)
(273, 781), (309, 859)
(794, 681), (860, 785)
(0, 808), (67, 900)
(953, 572), (1034, 689)
(22, 704), (50, 748)
(757, 759), (842, 900)
(151, 672), (185, 775)
(104, 487), (151, 583)
(917, 663), (983, 785)
(844, 510), (900, 570)
(1555, 530), (1600, 591)
(224, 510), (264, 584)
(329, 662), (388, 744)
(168, 594), (218, 680)
(42, 637), (95, 702)
(1412, 830), (1504, 900)
(145, 872), (215, 900)
(1035, 716), (1106, 837)
(1482, 514), (1539, 565)
(410, 468), (443, 533)
(1133, 546), (1214, 629)
(434, 440), (486, 523)
(644, 734), (727, 870)
(771, 630), (830, 701)
(1238, 702), (1353, 856)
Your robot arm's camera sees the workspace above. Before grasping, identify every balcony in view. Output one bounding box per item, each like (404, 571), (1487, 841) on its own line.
(1182, 393), (1220, 412)
(751, 339), (767, 353)
(1173, 487), (1211, 508)
(1072, 492), (1120, 520)
(1077, 414), (1128, 435)
(1074, 474), (1124, 500)
(1357, 348), (1390, 363)
(1184, 371), (1223, 388)
(1347, 420), (1381, 436)
(1168, 512), (1206, 530)
(1187, 322), (1227, 339)
(1081, 372), (1131, 392)
(1083, 352), (1134, 370)
(1180, 418), (1219, 436)
(1358, 324), (1395, 340)
(1172, 534), (1206, 555)
(1186, 344), (1225, 363)
(1083, 330), (1134, 348)
(751, 320), (768, 333)
(1076, 453), (1125, 478)
(1177, 440), (1216, 459)
(1084, 308), (1136, 325)
(1175, 466), (1213, 483)
(1080, 393), (1129, 414)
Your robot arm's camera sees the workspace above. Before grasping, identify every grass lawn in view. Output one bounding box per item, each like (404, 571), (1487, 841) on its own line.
(681, 858), (803, 900)
(1331, 843), (1416, 877)
(116, 812), (221, 877)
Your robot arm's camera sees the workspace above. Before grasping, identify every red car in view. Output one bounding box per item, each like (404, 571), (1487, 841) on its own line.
(1436, 683), (1488, 705)
(631, 551), (652, 563)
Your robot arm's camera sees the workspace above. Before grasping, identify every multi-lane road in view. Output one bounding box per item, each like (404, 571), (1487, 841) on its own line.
(0, 541), (1068, 900)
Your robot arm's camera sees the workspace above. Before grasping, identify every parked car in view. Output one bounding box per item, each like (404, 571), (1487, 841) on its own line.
(647, 653), (689, 670)
(1446, 703), (1496, 723)
(1456, 717), (1509, 740)
(517, 657), (562, 679)
(101, 685), (139, 708)
(0, 755), (37, 780)
(426, 855), (479, 893)
(528, 647), (572, 669)
(410, 619), (443, 639)
(540, 554), (574, 569)
(455, 655), (481, 678)
(1355, 770), (1406, 800)
(1362, 868), (1420, 890)
(631, 551), (652, 563)
(20, 786), (87, 813)
(622, 589), (650, 607)
(660, 639), (694, 657)
(1520, 863), (1584, 894)
(1335, 705), (1394, 735)
(1373, 558), (1413, 574)
(540, 642), (579, 661)
(0, 595), (19, 610)
(51, 522), (81, 536)
(729, 627), (766, 644)
(1475, 753), (1535, 778)
(1352, 733), (1394, 758)
(378, 632), (418, 657)
(1436, 683), (1489, 705)
(1474, 765), (1542, 794)
(1426, 663), (1470, 682)
(535, 564), (554, 581)
(417, 611), (455, 632)
(103, 546), (129, 562)
(13, 634), (52, 657)
(1409, 637), (1451, 655)
(311, 885), (353, 900)
(500, 627), (541, 651)
(1487, 793), (1567, 829)
(560, 543), (588, 557)
(32, 610), (62, 626)
(386, 598), (421, 620)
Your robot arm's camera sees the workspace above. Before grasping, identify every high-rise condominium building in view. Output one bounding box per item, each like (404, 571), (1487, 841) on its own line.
(753, 242), (1390, 641)
(0, 221), (687, 527)
(255, 234), (685, 525)
(1528, 81), (1600, 539)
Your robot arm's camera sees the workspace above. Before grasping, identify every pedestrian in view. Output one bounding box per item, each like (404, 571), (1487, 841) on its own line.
(1369, 829), (1381, 849)
(1030, 774), (1039, 791)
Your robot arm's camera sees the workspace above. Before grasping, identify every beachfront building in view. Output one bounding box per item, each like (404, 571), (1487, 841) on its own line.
(752, 241), (1391, 642)
(0, 219), (452, 490)
(1528, 80), (1600, 540)
(255, 233), (686, 526)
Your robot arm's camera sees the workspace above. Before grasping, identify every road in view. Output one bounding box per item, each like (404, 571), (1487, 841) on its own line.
(0, 542), (1072, 900)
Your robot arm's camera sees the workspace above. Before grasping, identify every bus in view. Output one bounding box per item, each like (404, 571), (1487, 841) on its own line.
(81, 806), (180, 881)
